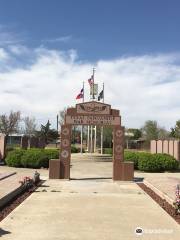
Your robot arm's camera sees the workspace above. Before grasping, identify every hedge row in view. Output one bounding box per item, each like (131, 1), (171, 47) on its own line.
(5, 148), (179, 172)
(5, 149), (59, 168)
(124, 151), (179, 172)
(5, 145), (84, 168)
(97, 149), (179, 172)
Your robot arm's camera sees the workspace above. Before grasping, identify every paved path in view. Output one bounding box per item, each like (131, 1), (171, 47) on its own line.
(135, 172), (180, 201)
(1, 157), (180, 239)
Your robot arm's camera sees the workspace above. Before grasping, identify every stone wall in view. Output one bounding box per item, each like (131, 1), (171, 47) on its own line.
(0, 134), (6, 160)
(150, 140), (180, 161)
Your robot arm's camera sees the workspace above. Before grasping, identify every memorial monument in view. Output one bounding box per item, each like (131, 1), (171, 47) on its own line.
(49, 101), (134, 181)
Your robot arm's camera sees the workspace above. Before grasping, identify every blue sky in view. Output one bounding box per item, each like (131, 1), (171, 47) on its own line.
(0, 0), (180, 60)
(0, 0), (180, 129)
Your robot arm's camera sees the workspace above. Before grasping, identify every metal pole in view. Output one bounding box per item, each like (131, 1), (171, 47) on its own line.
(101, 126), (103, 155)
(101, 82), (104, 154)
(80, 82), (84, 153)
(87, 125), (90, 152)
(56, 114), (59, 148)
(92, 68), (95, 100)
(103, 82), (104, 103)
(90, 125), (93, 153)
(94, 125), (96, 153)
(80, 125), (83, 153)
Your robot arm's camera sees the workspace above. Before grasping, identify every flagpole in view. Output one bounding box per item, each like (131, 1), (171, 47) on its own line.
(101, 82), (104, 154)
(80, 82), (84, 154)
(94, 125), (96, 153)
(90, 125), (93, 153)
(87, 125), (90, 152)
(103, 82), (104, 103)
(92, 68), (95, 100)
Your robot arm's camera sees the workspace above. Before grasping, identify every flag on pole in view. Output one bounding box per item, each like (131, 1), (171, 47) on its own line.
(76, 88), (84, 99)
(88, 75), (93, 85)
(98, 89), (104, 101)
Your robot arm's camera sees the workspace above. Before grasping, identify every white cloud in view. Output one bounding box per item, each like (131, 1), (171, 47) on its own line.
(0, 45), (180, 130)
(0, 48), (9, 60)
(42, 35), (72, 43)
(8, 45), (29, 55)
(0, 25), (23, 46)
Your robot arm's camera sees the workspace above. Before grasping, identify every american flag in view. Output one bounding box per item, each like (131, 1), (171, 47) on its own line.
(88, 75), (93, 85)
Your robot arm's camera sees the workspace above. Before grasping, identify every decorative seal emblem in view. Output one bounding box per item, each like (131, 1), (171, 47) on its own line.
(115, 145), (123, 153)
(62, 139), (70, 147)
(79, 103), (107, 112)
(116, 129), (123, 138)
(61, 150), (69, 158)
(62, 128), (69, 136)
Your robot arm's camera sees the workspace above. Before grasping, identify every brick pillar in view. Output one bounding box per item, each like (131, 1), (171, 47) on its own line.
(163, 140), (169, 154)
(150, 140), (157, 154)
(157, 140), (163, 153)
(0, 134), (6, 160)
(174, 140), (180, 161)
(113, 126), (134, 181)
(59, 125), (72, 179)
(169, 140), (174, 157)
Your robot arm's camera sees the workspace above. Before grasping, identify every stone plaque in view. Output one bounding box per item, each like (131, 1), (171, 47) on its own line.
(65, 115), (120, 126)
(76, 101), (110, 115)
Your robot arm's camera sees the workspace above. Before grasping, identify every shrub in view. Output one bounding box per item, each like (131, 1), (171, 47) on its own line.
(124, 151), (140, 169)
(21, 149), (48, 168)
(103, 148), (113, 155)
(44, 149), (59, 160)
(6, 146), (15, 153)
(71, 145), (79, 153)
(138, 152), (162, 172)
(153, 154), (179, 171)
(5, 149), (25, 167)
(138, 153), (179, 172)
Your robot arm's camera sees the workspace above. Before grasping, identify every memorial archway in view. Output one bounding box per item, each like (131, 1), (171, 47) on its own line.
(49, 101), (134, 181)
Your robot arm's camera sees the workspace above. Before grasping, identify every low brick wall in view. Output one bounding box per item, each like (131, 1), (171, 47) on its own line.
(151, 140), (180, 161)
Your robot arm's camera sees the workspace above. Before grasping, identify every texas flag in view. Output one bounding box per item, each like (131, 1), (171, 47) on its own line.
(76, 88), (84, 99)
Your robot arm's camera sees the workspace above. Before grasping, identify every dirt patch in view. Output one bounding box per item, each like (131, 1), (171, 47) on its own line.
(137, 183), (180, 225)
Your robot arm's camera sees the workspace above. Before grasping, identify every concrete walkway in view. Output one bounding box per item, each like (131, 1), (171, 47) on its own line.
(1, 157), (180, 239)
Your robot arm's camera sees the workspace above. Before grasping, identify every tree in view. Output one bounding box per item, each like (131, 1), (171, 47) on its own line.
(169, 127), (176, 138)
(141, 120), (159, 141)
(127, 128), (142, 140)
(158, 127), (169, 139)
(0, 111), (21, 137)
(141, 120), (169, 141)
(36, 120), (59, 144)
(59, 108), (67, 126)
(170, 120), (180, 138)
(103, 127), (113, 148)
(23, 116), (37, 136)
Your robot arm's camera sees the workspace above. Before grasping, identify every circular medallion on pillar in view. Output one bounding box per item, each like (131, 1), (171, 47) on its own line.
(115, 145), (123, 154)
(62, 128), (70, 136)
(62, 139), (70, 147)
(61, 150), (69, 158)
(115, 129), (123, 138)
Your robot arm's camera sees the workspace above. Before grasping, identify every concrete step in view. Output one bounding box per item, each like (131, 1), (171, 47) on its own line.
(71, 154), (112, 162)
